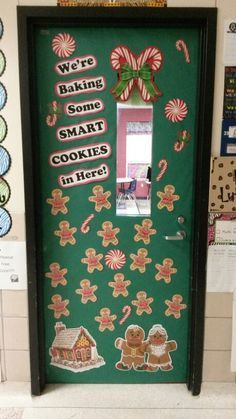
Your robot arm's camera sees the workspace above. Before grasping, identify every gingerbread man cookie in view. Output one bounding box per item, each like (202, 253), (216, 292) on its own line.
(146, 324), (177, 371)
(75, 279), (98, 304)
(134, 219), (156, 245)
(157, 185), (180, 212)
(95, 307), (117, 332)
(108, 273), (131, 297)
(115, 325), (147, 371)
(132, 291), (153, 315)
(54, 220), (77, 246)
(165, 294), (187, 319)
(45, 262), (68, 288)
(46, 189), (69, 215)
(88, 185), (111, 212)
(155, 258), (177, 283)
(130, 248), (152, 273)
(81, 248), (103, 273)
(97, 221), (120, 247)
(48, 294), (70, 319)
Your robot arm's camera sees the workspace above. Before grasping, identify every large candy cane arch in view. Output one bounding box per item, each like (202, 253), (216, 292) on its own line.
(110, 45), (163, 102)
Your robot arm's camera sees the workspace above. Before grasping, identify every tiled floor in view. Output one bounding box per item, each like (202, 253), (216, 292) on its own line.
(117, 198), (151, 216)
(0, 382), (236, 418)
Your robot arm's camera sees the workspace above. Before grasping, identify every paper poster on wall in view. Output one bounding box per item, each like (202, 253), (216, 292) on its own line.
(0, 241), (27, 289)
(223, 20), (236, 65)
(221, 119), (236, 156)
(207, 213), (236, 292)
(207, 244), (236, 292)
(208, 157), (236, 212)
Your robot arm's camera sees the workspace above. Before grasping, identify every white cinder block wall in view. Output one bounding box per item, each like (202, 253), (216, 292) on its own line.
(0, 0), (236, 383)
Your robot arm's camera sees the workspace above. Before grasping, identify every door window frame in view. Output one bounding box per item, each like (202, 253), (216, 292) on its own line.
(17, 5), (217, 396)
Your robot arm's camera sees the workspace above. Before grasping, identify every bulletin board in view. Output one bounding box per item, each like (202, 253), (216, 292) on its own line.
(17, 6), (217, 395)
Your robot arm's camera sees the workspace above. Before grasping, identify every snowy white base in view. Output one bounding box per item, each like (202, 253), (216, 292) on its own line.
(50, 356), (105, 373)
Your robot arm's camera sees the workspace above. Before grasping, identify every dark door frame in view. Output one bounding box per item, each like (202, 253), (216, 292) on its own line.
(17, 5), (217, 396)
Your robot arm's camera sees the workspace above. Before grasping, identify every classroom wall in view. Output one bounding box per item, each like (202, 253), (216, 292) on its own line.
(0, 0), (235, 383)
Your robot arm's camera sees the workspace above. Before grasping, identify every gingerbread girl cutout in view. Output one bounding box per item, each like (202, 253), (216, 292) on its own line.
(81, 248), (103, 273)
(95, 307), (117, 332)
(45, 262), (68, 288)
(157, 185), (180, 212)
(97, 221), (120, 247)
(88, 185), (111, 212)
(75, 279), (98, 304)
(46, 189), (70, 215)
(155, 258), (177, 283)
(48, 294), (70, 319)
(165, 294), (187, 319)
(134, 219), (156, 245)
(132, 291), (154, 315)
(108, 273), (131, 297)
(54, 220), (77, 246)
(130, 248), (152, 273)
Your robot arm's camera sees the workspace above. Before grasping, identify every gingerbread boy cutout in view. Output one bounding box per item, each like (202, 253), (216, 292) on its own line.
(155, 258), (177, 283)
(132, 291), (154, 315)
(130, 248), (152, 273)
(54, 220), (77, 246)
(134, 219), (156, 245)
(165, 294), (187, 319)
(45, 262), (68, 288)
(97, 221), (120, 247)
(108, 273), (131, 297)
(75, 279), (98, 304)
(88, 185), (111, 212)
(48, 294), (70, 319)
(81, 248), (103, 273)
(95, 307), (117, 332)
(157, 184), (180, 212)
(115, 325), (147, 371)
(46, 189), (70, 215)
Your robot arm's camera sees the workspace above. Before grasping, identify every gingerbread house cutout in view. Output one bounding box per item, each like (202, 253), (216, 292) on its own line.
(50, 322), (105, 372)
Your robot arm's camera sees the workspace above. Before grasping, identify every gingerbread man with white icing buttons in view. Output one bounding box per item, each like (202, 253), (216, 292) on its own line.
(45, 262), (68, 288)
(157, 185), (180, 212)
(97, 221), (120, 247)
(130, 248), (152, 273)
(88, 185), (111, 212)
(155, 258), (177, 284)
(95, 307), (117, 332)
(46, 189), (70, 215)
(54, 220), (77, 246)
(48, 294), (70, 319)
(165, 294), (187, 319)
(108, 273), (131, 297)
(75, 279), (98, 304)
(81, 248), (103, 273)
(132, 291), (153, 316)
(134, 219), (156, 245)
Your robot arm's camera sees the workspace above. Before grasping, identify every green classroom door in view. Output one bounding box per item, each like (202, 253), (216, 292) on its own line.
(35, 24), (200, 384)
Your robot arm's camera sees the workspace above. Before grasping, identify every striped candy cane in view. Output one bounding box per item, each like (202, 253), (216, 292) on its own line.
(176, 39), (190, 63)
(110, 45), (163, 102)
(119, 305), (132, 325)
(137, 46), (163, 101)
(110, 46), (137, 101)
(80, 214), (95, 234)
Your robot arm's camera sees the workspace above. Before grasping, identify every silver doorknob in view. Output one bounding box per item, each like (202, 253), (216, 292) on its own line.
(163, 230), (186, 240)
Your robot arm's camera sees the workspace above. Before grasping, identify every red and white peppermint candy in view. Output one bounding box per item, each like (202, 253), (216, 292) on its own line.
(52, 33), (76, 58)
(105, 249), (126, 270)
(165, 99), (188, 123)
